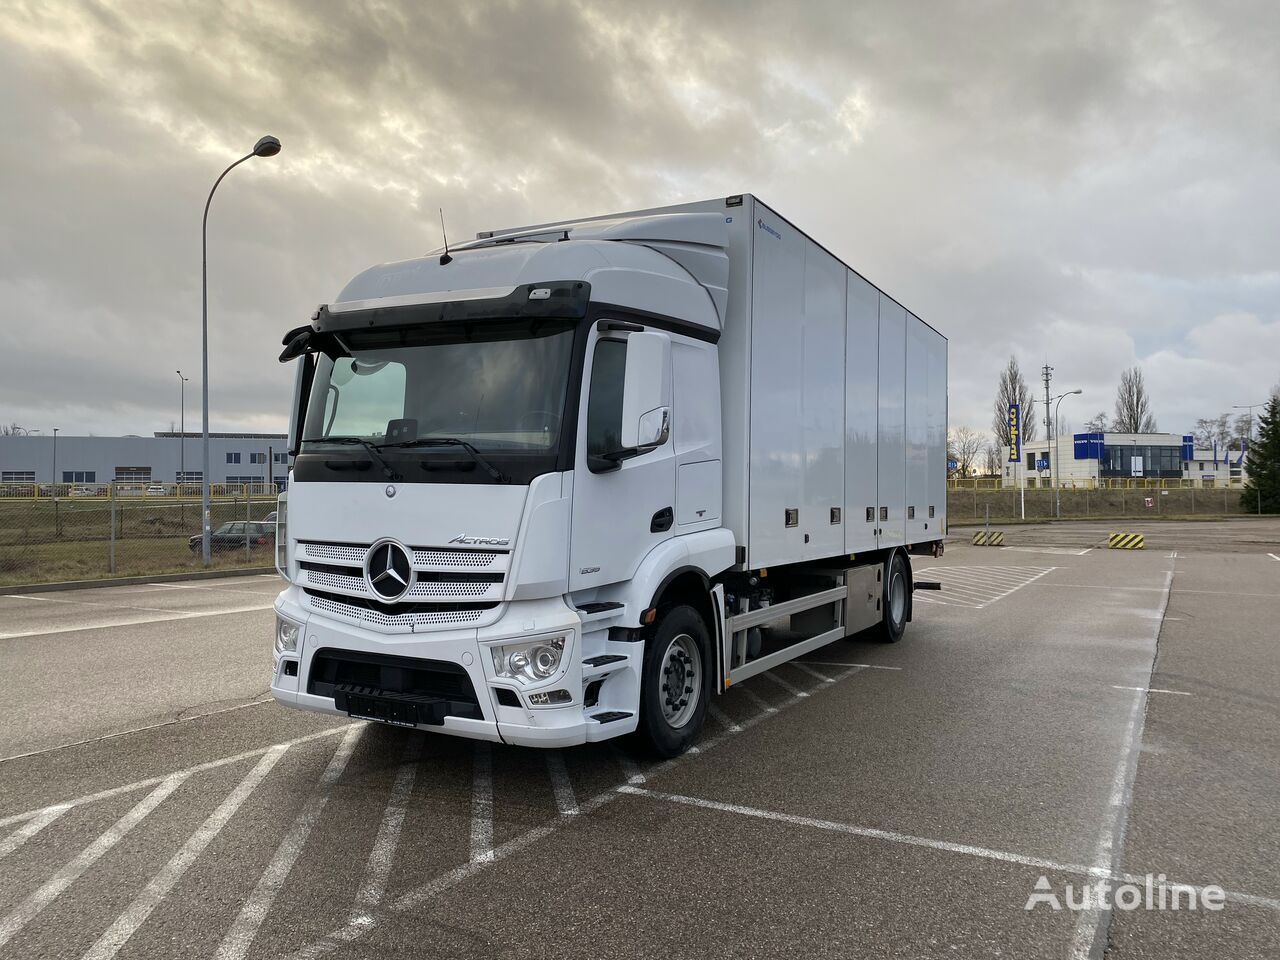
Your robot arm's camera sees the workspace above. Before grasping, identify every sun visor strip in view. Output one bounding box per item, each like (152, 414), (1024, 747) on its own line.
(313, 281), (591, 334)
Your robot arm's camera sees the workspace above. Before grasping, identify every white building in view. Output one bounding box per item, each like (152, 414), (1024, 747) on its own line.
(1000, 432), (1248, 487)
(0, 432), (290, 488)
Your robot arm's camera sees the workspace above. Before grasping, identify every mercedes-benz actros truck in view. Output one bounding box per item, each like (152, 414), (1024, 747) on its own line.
(271, 195), (947, 757)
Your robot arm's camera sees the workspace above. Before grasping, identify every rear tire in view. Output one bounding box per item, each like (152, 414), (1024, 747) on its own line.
(634, 604), (711, 758)
(874, 551), (909, 643)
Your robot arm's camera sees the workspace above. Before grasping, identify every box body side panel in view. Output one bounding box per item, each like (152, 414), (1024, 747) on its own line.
(844, 272), (880, 554)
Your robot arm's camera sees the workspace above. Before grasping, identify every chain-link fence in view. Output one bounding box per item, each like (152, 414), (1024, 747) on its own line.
(0, 488), (279, 587)
(947, 486), (1254, 523)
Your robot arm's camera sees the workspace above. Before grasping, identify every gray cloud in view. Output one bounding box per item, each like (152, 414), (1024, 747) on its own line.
(0, 0), (1277, 443)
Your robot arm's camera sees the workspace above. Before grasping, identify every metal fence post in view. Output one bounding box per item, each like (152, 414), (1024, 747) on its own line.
(109, 493), (116, 575)
(245, 489), (251, 563)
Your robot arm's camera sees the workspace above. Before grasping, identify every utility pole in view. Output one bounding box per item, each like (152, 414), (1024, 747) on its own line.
(1041, 364), (1053, 499)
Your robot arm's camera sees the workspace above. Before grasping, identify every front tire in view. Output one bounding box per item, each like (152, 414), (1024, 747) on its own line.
(635, 604), (711, 758)
(874, 551), (909, 643)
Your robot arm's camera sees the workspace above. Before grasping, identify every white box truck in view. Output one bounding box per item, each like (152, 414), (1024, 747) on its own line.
(271, 195), (947, 756)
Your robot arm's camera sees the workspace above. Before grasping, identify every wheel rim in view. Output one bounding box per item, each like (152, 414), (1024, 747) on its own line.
(889, 568), (906, 625)
(659, 633), (702, 729)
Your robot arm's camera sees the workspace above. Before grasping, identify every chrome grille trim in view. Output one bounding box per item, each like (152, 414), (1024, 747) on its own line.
(306, 593), (487, 629)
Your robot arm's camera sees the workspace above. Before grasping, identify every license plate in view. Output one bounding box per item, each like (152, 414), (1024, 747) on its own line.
(342, 691), (418, 727)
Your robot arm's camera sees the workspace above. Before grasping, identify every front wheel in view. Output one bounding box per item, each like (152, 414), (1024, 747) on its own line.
(635, 604), (711, 758)
(873, 551), (909, 643)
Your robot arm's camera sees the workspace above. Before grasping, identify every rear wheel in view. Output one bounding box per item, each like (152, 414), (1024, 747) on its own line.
(874, 551), (909, 643)
(635, 604), (711, 758)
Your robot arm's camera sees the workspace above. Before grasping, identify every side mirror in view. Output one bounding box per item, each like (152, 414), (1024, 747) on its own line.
(620, 331), (671, 452)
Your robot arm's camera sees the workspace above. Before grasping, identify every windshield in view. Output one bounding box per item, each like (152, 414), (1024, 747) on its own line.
(299, 318), (577, 479)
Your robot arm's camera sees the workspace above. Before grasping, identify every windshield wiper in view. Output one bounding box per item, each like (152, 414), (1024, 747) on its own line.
(304, 437), (402, 481)
(379, 438), (507, 483)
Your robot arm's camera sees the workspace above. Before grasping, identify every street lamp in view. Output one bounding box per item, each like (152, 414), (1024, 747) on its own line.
(1052, 389), (1082, 518)
(201, 135), (281, 564)
(177, 370), (189, 491)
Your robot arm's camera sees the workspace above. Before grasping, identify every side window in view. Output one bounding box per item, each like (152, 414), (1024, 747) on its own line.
(586, 338), (627, 459)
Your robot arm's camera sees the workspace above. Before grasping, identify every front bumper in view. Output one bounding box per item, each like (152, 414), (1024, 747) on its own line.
(271, 588), (637, 747)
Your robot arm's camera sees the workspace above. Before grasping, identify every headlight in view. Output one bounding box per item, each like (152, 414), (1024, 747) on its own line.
(275, 615), (300, 655)
(490, 635), (566, 684)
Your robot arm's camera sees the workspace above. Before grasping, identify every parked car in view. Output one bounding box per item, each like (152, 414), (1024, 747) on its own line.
(188, 521), (276, 552)
(146, 484), (167, 497)
(261, 511), (277, 524)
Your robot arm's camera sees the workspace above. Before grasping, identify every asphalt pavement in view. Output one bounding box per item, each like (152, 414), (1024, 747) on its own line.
(1, 520), (1277, 959)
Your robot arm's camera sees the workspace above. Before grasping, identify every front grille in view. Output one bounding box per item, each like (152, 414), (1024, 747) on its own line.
(295, 539), (511, 617)
(304, 589), (494, 629)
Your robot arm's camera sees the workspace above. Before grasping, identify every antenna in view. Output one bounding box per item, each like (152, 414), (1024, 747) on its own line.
(439, 208), (453, 265)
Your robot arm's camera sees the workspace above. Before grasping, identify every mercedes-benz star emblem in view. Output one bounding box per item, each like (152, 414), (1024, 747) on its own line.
(365, 540), (413, 602)
(384, 484), (397, 499)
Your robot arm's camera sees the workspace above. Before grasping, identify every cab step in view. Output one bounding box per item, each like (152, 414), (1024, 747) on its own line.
(590, 711), (633, 724)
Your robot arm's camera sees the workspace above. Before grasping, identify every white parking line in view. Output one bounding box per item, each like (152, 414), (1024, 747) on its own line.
(758, 670), (809, 699)
(790, 662), (836, 684)
(5, 594), (201, 616)
(1112, 685), (1191, 696)
(545, 751), (579, 817)
(291, 662), (873, 958)
(1069, 568), (1173, 959)
(0, 807), (67, 860)
(617, 786), (1279, 914)
(351, 737), (423, 918)
(735, 684), (779, 714)
(469, 742), (494, 864)
(800, 661), (902, 671)
(707, 704), (742, 732)
(81, 746), (288, 960)
(0, 723), (357, 830)
(1268, 553), (1280, 562)
(0, 604), (275, 640)
(0, 773), (189, 950)
(215, 724), (364, 960)
(1000, 546), (1092, 556)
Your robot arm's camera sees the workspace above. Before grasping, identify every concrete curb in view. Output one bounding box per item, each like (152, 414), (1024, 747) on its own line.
(0, 567), (279, 596)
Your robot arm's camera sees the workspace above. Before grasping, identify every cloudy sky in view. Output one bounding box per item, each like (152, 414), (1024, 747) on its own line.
(1, 0), (1277, 444)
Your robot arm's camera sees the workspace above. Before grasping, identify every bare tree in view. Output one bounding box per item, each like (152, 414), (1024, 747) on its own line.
(1111, 366), (1157, 433)
(1083, 411), (1108, 433)
(992, 356), (1037, 446)
(1, 422), (29, 436)
(1193, 414), (1231, 447)
(982, 440), (1002, 476)
(947, 426), (984, 477)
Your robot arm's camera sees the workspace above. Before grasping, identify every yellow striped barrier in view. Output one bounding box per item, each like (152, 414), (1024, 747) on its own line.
(1108, 533), (1145, 550)
(971, 531), (1004, 546)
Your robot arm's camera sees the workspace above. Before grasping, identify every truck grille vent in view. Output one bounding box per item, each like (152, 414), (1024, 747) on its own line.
(304, 589), (495, 628)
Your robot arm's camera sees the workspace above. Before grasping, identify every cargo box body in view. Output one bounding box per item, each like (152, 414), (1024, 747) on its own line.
(481, 194), (947, 571)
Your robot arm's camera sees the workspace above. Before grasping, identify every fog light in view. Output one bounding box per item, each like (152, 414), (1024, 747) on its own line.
(528, 689), (572, 706)
(490, 635), (567, 684)
(275, 615), (300, 655)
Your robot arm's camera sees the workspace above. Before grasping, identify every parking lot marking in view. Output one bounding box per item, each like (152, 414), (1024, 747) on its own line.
(801, 661), (902, 671)
(790, 662), (837, 684)
(910, 565), (1057, 609)
(81, 746), (288, 960)
(546, 751), (579, 817)
(1269, 553), (1280, 562)
(0, 722), (358, 830)
(0, 807), (66, 860)
(4, 593), (202, 616)
(352, 737), (422, 919)
(1069, 568), (1172, 960)
(1112, 685), (1191, 696)
(0, 603), (276, 640)
(0, 772), (189, 950)
(294, 662), (872, 958)
(758, 670), (809, 698)
(147, 581), (282, 599)
(707, 704), (742, 732)
(611, 746), (647, 785)
(469, 742), (495, 864)
(616, 786), (1280, 914)
(735, 684), (779, 714)
(1000, 546), (1092, 556)
(215, 724), (364, 960)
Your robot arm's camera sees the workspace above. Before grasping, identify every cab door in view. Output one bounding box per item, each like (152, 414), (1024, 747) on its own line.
(569, 325), (676, 591)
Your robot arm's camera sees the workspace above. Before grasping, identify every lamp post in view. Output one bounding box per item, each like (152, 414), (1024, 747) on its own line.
(201, 135), (281, 565)
(176, 370), (189, 489)
(1234, 401), (1265, 514)
(52, 427), (60, 538)
(1052, 389), (1082, 518)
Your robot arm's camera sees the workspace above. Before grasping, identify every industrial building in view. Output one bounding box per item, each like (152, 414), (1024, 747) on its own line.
(0, 432), (289, 489)
(1001, 432), (1249, 487)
